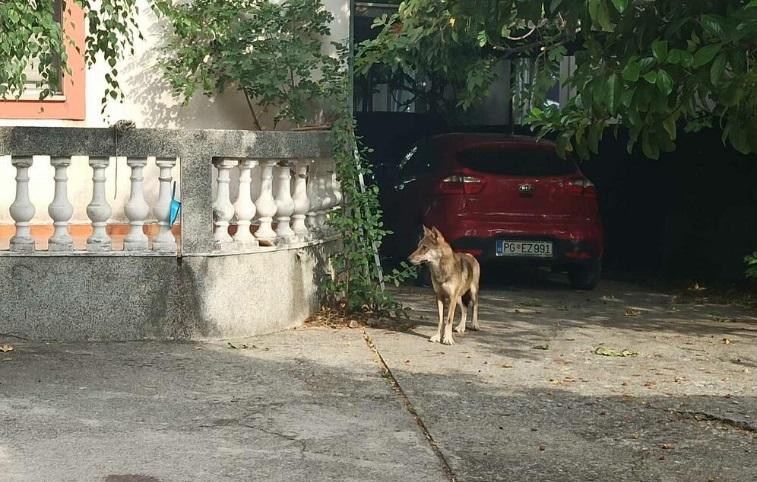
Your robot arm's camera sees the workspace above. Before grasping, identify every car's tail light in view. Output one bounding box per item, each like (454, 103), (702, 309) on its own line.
(568, 178), (597, 197)
(439, 175), (484, 195)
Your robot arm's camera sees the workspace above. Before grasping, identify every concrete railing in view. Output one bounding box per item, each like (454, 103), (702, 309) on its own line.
(0, 127), (338, 256)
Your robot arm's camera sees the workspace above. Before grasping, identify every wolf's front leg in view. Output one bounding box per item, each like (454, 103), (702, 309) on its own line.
(441, 297), (456, 345)
(429, 298), (444, 343)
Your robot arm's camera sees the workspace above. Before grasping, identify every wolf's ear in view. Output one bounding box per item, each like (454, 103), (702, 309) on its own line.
(422, 225), (433, 237)
(431, 227), (445, 242)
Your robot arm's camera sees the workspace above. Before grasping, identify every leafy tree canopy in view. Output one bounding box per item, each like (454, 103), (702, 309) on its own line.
(356, 0), (757, 159)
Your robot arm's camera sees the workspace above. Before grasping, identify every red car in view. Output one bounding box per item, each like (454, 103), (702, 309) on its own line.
(381, 133), (604, 289)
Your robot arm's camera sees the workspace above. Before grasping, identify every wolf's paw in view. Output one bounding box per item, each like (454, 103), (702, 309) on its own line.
(441, 336), (456, 346)
(429, 334), (441, 343)
(454, 324), (466, 334)
(470, 323), (481, 331)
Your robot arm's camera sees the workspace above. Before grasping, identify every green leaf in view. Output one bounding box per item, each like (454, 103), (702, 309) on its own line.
(588, 0), (613, 31)
(652, 40), (668, 61)
(663, 116), (677, 141)
(477, 30), (488, 48)
(639, 57), (656, 71)
(607, 73), (621, 114)
(693, 44), (722, 68)
(643, 70), (658, 84)
(610, 0), (628, 13)
(622, 60), (640, 82)
(641, 131), (660, 159)
(656, 69), (673, 95)
(710, 53), (726, 85)
(700, 14), (724, 39)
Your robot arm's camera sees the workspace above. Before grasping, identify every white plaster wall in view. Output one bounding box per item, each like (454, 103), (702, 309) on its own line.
(0, 1), (349, 224)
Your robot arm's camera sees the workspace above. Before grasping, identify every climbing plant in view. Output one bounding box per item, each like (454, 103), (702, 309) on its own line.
(324, 69), (416, 318)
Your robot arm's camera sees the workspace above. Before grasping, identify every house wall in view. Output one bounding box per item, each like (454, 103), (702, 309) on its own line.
(0, 0), (350, 225)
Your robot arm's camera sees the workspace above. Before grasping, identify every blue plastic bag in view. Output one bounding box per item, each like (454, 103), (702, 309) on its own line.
(169, 181), (181, 226)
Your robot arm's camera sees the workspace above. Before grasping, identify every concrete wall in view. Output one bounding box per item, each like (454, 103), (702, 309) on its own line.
(0, 0), (350, 224)
(0, 241), (337, 341)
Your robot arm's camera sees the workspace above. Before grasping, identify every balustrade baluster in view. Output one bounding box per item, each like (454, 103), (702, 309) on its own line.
(48, 157), (74, 252)
(234, 159), (258, 247)
(274, 162), (296, 245)
(316, 164), (333, 234)
(291, 160), (310, 241)
(306, 160), (321, 238)
(153, 158), (178, 252)
(212, 158), (235, 249)
(9, 157), (35, 252)
(124, 157), (150, 251)
(86, 157), (112, 252)
(254, 159), (278, 245)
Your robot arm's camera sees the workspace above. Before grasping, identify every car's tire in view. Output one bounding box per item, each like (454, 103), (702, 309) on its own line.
(568, 259), (601, 290)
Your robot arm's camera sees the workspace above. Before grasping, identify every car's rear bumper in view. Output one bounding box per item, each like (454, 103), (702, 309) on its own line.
(428, 218), (604, 265)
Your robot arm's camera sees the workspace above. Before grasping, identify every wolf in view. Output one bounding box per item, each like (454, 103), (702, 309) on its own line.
(408, 226), (481, 345)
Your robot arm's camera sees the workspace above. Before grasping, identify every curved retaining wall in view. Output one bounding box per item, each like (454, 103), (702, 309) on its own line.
(0, 240), (337, 341)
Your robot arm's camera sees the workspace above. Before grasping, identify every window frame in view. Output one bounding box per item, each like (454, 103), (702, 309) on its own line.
(0, 2), (86, 120)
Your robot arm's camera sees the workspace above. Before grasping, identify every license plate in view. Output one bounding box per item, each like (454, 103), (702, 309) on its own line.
(496, 240), (553, 258)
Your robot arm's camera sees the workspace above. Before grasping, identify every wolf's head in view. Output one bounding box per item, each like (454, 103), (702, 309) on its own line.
(408, 226), (446, 266)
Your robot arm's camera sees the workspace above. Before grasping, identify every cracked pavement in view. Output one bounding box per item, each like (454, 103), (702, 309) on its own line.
(1, 275), (756, 481)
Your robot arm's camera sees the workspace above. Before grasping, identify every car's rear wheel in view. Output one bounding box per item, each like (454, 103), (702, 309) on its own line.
(568, 259), (601, 290)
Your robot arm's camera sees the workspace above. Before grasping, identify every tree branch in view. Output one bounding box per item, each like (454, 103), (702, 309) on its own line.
(243, 90), (264, 131)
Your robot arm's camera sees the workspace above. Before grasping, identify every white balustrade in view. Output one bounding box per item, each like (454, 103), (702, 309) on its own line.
(212, 158), (235, 249)
(0, 149), (335, 256)
(9, 157), (35, 252)
(48, 157), (74, 252)
(233, 159), (258, 247)
(153, 158), (178, 252)
(123, 157), (150, 251)
(291, 160), (310, 241)
(86, 157), (112, 252)
(274, 163), (296, 245)
(254, 159), (278, 245)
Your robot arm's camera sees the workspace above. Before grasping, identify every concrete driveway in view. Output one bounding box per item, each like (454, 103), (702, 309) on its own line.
(1, 275), (755, 481)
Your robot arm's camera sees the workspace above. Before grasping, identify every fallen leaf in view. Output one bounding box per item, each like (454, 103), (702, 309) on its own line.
(501, 364), (513, 368)
(595, 346), (638, 357)
(625, 308), (642, 317)
(533, 344), (550, 350)
(0, 344), (14, 353)
(722, 338), (732, 345)
(660, 443), (674, 450)
(538, 444), (546, 451)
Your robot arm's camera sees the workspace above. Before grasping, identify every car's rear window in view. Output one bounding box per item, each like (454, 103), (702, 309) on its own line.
(457, 145), (576, 176)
